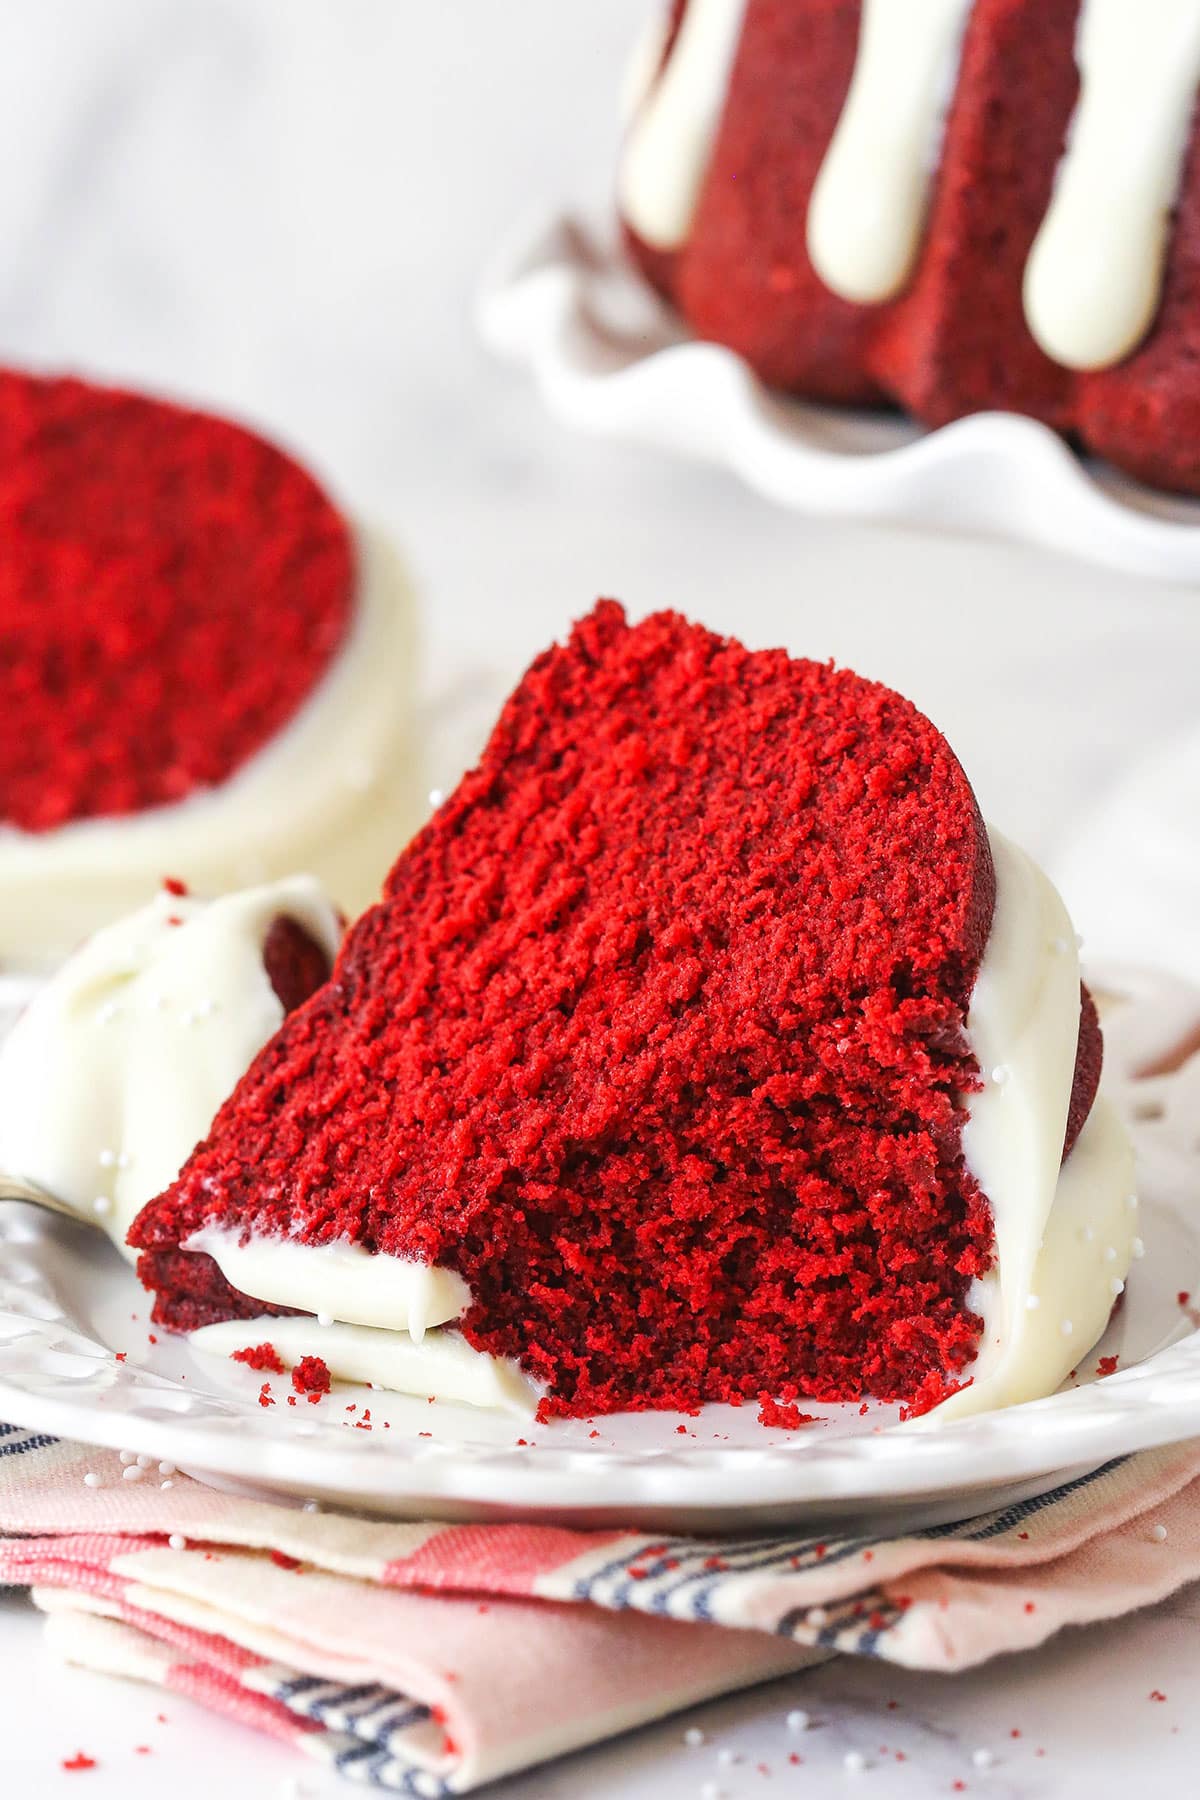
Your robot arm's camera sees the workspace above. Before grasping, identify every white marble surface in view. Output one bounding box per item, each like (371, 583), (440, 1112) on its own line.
(1, 2), (1200, 1795)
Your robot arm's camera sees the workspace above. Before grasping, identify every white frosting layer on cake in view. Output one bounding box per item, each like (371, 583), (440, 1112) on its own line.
(807, 0), (973, 305)
(0, 878), (343, 1257)
(1024, 0), (1200, 370)
(0, 527), (418, 971)
(620, 0), (1200, 371)
(940, 830), (1135, 1421)
(618, 0), (747, 249)
(185, 1225), (469, 1344)
(189, 1315), (539, 1416)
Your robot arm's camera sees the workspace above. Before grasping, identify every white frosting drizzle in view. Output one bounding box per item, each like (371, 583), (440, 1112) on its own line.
(617, 0), (747, 250)
(936, 829), (1135, 1421)
(1023, 0), (1200, 371)
(189, 1314), (539, 1416)
(0, 878), (343, 1257)
(186, 1225), (469, 1345)
(807, 0), (974, 304)
(0, 527), (417, 971)
(619, 0), (1200, 374)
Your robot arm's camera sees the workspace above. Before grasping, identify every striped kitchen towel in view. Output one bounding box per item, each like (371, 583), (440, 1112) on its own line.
(3, 1429), (1200, 1793)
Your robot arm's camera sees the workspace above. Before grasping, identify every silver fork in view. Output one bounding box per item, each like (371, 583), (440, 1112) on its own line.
(0, 1172), (87, 1224)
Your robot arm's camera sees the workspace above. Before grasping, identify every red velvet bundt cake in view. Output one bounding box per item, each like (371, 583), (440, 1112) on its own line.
(129, 604), (1135, 1424)
(0, 369), (416, 967)
(618, 0), (1200, 497)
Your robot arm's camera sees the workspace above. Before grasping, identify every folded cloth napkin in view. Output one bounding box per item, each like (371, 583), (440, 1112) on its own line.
(3, 1429), (1200, 1794)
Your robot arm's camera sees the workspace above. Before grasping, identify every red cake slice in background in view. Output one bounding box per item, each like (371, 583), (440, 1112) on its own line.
(130, 602), (1108, 1421)
(0, 369), (417, 968)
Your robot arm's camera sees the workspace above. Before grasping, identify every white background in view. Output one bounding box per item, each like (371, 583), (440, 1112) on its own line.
(1, 3), (1199, 1795)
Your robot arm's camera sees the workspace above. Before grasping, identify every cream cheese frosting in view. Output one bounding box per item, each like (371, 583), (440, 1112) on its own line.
(618, 0), (746, 250)
(0, 526), (419, 971)
(937, 830), (1136, 1421)
(806, 0), (973, 306)
(185, 1225), (470, 1345)
(1023, 0), (1200, 371)
(0, 877), (343, 1256)
(189, 1315), (539, 1416)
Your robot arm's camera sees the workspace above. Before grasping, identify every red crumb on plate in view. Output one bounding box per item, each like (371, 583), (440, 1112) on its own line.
(232, 1342), (285, 1375)
(756, 1397), (816, 1430)
(291, 1355), (331, 1399)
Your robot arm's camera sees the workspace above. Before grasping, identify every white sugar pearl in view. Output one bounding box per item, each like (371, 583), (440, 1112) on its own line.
(122, 1464), (144, 1482)
(98, 1149), (117, 1169)
(92, 1196), (113, 1218)
(82, 1472), (101, 1489)
(1126, 1194), (1139, 1211)
(428, 788), (446, 809)
(117, 1152), (132, 1170)
(160, 1480), (175, 1492)
(168, 1533), (186, 1551)
(991, 1065), (1010, 1085)
(1025, 1295), (1041, 1311)
(1104, 1245), (1118, 1262)
(119, 1449), (136, 1465)
(1061, 1319), (1074, 1337)
(972, 1747), (995, 1769)
(682, 1727), (705, 1747)
(1051, 936), (1071, 955)
(316, 1313), (333, 1328)
(716, 1747), (741, 1767)
(1152, 1524), (1168, 1542)
(843, 1750), (867, 1773)
(1081, 1226), (1095, 1244)
(302, 1499), (321, 1514)
(1132, 1238), (1146, 1259)
(700, 1784), (725, 1800)
(786, 1709), (810, 1733)
(1111, 1279), (1125, 1298)
(136, 1453), (153, 1469)
(158, 1461), (175, 1476)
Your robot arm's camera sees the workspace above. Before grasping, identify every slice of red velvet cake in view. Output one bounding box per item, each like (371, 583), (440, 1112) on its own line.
(0, 368), (415, 967)
(130, 603), (1123, 1421)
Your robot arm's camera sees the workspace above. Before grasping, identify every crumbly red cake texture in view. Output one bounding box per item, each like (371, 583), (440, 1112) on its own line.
(622, 0), (1200, 498)
(129, 600), (1107, 1420)
(292, 1356), (331, 1400)
(0, 369), (354, 832)
(231, 1342), (285, 1375)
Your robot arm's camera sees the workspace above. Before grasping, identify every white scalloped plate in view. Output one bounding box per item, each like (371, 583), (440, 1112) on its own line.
(1, 967), (1199, 1532)
(479, 215), (1200, 586)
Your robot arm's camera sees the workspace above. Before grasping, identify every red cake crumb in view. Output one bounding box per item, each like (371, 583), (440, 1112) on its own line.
(291, 1356), (331, 1399)
(1096, 1355), (1119, 1378)
(757, 1397), (815, 1430)
(231, 1342), (285, 1375)
(0, 369), (354, 832)
(270, 1550), (302, 1571)
(61, 1753), (97, 1771)
(257, 1382), (275, 1408)
(162, 876), (188, 896)
(131, 604), (1103, 1420)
